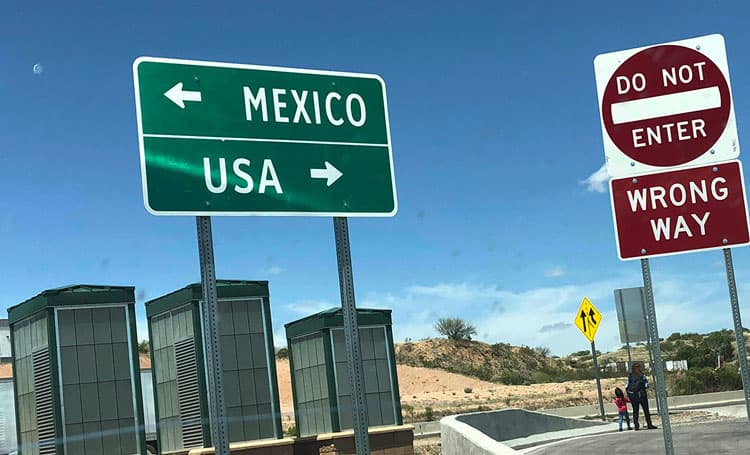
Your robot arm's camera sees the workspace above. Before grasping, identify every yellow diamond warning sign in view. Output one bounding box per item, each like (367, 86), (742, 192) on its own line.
(574, 297), (602, 343)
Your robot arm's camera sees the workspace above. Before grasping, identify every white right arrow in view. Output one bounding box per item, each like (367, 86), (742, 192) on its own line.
(310, 161), (343, 187)
(164, 82), (202, 109)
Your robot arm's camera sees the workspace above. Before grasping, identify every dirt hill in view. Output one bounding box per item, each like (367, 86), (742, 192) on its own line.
(394, 338), (569, 384)
(274, 358), (616, 427)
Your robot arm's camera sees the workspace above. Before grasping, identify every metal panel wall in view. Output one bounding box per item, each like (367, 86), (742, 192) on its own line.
(332, 327), (396, 430)
(150, 305), (196, 452)
(175, 337), (202, 447)
(290, 333), (331, 436)
(57, 307), (138, 455)
(12, 314), (48, 455)
(218, 298), (276, 442)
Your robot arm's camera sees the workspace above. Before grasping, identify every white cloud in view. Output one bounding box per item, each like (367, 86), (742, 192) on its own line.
(358, 269), (750, 357)
(581, 164), (609, 193)
(263, 266), (283, 275)
(285, 299), (334, 315)
(272, 327), (288, 349)
(406, 283), (508, 301)
(545, 266), (565, 278)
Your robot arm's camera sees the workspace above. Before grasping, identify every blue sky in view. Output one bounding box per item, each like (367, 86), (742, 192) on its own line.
(3, 1), (750, 356)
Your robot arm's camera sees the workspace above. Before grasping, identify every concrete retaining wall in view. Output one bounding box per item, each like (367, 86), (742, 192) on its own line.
(441, 415), (517, 455)
(440, 409), (615, 454)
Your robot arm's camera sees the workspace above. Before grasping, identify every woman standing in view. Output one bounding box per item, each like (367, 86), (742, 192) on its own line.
(625, 362), (658, 430)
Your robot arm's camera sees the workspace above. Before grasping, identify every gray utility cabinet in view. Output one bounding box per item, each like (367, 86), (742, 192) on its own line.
(145, 280), (282, 453)
(284, 308), (403, 437)
(8, 285), (147, 455)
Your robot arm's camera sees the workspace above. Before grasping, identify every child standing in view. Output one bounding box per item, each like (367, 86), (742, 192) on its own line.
(614, 387), (632, 431)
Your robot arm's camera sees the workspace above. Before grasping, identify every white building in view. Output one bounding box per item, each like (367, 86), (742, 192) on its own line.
(0, 320), (9, 362)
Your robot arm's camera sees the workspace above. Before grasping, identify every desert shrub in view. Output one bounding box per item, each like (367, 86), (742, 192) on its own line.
(500, 372), (526, 385)
(667, 332), (682, 342)
(670, 366), (742, 395)
(464, 387), (473, 393)
(435, 318), (477, 341)
(660, 341), (675, 352)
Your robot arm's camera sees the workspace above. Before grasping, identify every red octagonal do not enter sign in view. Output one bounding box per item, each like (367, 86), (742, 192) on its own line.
(595, 34), (739, 177)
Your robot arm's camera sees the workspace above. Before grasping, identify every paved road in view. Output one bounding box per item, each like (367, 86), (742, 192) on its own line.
(526, 419), (750, 454)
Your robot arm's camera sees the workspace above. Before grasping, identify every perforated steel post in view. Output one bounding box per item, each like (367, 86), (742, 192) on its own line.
(333, 217), (370, 454)
(640, 258), (673, 454)
(196, 216), (230, 455)
(722, 248), (750, 424)
(641, 287), (660, 414)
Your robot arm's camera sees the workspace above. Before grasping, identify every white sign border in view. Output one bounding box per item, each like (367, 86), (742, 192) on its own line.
(132, 56), (398, 217)
(594, 34), (739, 178)
(608, 159), (750, 261)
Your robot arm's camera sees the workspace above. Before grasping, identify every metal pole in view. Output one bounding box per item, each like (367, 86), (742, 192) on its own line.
(641, 288), (660, 414)
(333, 217), (370, 454)
(722, 248), (750, 424)
(641, 258), (673, 454)
(626, 341), (632, 366)
(591, 340), (605, 421)
(196, 216), (230, 455)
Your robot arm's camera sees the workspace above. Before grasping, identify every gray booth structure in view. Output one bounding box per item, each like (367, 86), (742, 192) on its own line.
(284, 308), (403, 437)
(8, 285), (147, 455)
(145, 280), (282, 453)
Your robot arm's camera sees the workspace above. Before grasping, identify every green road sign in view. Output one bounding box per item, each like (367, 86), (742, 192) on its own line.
(132, 57), (397, 216)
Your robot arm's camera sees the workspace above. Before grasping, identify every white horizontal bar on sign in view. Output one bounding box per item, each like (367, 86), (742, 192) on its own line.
(142, 133), (388, 148)
(610, 86), (721, 125)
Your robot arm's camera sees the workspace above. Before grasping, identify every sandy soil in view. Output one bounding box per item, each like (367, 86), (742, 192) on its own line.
(275, 359), (625, 424)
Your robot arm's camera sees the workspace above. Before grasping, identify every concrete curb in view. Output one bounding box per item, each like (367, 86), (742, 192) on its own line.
(541, 390), (745, 419)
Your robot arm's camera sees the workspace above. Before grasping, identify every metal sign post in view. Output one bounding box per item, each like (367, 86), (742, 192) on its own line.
(196, 216), (230, 455)
(641, 259), (673, 454)
(590, 340), (605, 421)
(640, 295), (660, 414)
(333, 217), (370, 454)
(722, 248), (750, 424)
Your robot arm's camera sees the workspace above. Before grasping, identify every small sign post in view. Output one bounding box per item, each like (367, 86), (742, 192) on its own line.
(574, 297), (605, 421)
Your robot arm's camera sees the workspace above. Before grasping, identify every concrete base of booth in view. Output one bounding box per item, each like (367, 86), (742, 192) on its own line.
(293, 425), (414, 455)
(172, 426), (414, 455)
(182, 438), (295, 455)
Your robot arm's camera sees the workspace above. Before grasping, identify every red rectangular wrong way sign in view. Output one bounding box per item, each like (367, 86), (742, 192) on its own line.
(610, 161), (750, 260)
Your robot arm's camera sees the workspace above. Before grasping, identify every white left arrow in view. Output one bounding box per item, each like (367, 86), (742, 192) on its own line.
(310, 161), (343, 187)
(164, 82), (202, 109)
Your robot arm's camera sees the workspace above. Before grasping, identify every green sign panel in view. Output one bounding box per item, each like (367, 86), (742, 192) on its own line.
(132, 57), (397, 216)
